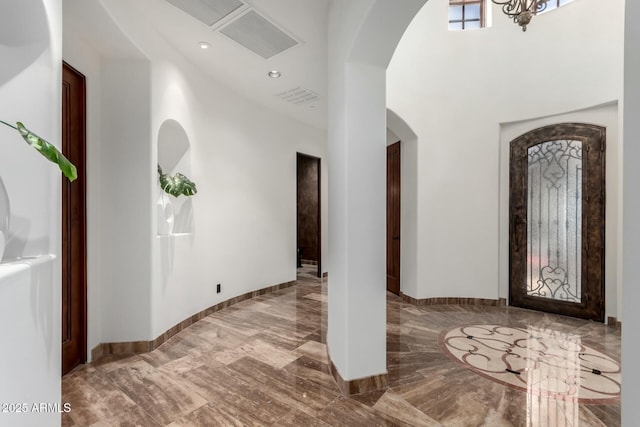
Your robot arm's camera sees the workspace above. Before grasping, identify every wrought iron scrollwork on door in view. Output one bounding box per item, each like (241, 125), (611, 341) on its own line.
(509, 122), (605, 322)
(526, 139), (582, 303)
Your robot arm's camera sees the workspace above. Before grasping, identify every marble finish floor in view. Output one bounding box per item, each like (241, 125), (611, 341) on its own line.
(440, 325), (620, 404)
(62, 274), (620, 426)
(297, 263), (320, 280)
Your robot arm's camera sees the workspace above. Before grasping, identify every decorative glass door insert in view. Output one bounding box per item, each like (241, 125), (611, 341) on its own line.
(526, 140), (582, 303)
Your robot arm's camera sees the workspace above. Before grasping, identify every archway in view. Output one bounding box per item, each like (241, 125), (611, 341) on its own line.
(387, 108), (419, 298)
(326, 0), (427, 394)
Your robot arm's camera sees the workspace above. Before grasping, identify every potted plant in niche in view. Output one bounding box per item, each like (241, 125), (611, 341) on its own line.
(0, 120), (77, 262)
(157, 164), (197, 235)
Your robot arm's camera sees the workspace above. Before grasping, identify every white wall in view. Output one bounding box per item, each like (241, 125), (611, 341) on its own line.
(0, 0), (62, 426)
(388, 0), (624, 309)
(622, 0), (640, 422)
(149, 59), (328, 338)
(100, 60), (154, 343)
(63, 0), (328, 350)
(0, 0), (61, 260)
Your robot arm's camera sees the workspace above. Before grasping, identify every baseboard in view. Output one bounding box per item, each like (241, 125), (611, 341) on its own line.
(607, 316), (622, 330)
(91, 280), (297, 361)
(327, 347), (388, 396)
(400, 293), (506, 307)
(322, 272), (328, 278)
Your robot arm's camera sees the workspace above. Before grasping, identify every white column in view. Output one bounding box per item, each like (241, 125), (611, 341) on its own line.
(622, 0), (640, 423)
(327, 0), (426, 381)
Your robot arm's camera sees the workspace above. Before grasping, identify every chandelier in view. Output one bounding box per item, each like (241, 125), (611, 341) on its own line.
(491, 0), (549, 31)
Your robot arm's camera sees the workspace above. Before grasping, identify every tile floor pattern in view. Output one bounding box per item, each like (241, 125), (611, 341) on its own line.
(62, 270), (621, 426)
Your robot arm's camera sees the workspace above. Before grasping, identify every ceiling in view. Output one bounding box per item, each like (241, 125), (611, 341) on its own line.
(71, 0), (330, 130)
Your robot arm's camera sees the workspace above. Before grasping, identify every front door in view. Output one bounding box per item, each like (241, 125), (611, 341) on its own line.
(387, 141), (401, 295)
(62, 62), (87, 375)
(509, 123), (605, 321)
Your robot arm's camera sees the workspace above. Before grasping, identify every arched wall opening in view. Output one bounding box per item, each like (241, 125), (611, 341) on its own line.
(157, 118), (194, 236)
(387, 108), (419, 299)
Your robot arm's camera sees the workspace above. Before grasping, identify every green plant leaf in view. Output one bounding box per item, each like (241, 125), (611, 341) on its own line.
(16, 122), (78, 182)
(158, 164), (197, 197)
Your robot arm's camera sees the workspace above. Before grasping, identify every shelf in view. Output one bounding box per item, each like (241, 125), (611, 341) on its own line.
(157, 232), (192, 238)
(0, 254), (55, 282)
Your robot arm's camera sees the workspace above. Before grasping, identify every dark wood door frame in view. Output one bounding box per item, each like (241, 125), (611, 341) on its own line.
(387, 141), (401, 295)
(296, 153), (322, 278)
(62, 61), (87, 375)
(509, 123), (605, 322)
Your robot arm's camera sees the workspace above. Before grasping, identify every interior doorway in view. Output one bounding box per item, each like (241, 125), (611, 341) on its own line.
(296, 153), (321, 278)
(387, 141), (401, 295)
(61, 62), (87, 375)
(509, 123), (605, 322)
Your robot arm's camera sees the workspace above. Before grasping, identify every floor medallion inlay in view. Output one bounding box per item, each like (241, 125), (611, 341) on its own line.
(439, 324), (621, 404)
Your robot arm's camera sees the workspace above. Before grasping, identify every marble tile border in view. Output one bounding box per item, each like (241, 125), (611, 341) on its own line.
(607, 316), (622, 330)
(400, 293), (507, 307)
(327, 348), (388, 396)
(301, 259), (318, 266)
(90, 280), (297, 361)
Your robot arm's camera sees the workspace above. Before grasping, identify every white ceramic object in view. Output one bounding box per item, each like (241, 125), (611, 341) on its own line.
(157, 192), (174, 235)
(0, 231), (5, 263)
(0, 177), (9, 262)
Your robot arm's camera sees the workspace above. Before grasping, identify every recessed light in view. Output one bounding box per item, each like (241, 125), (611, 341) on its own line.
(268, 70), (281, 78)
(199, 42), (211, 50)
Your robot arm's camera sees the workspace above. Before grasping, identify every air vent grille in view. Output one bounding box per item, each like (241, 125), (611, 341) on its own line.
(275, 87), (320, 106)
(166, 0), (244, 26)
(219, 10), (298, 59)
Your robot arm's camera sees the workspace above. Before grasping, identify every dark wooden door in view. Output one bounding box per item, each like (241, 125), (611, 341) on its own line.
(387, 141), (401, 295)
(296, 153), (322, 278)
(62, 62), (87, 375)
(510, 123), (605, 322)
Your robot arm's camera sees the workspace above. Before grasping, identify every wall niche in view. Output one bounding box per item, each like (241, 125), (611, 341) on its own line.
(0, 0), (50, 87)
(157, 119), (194, 236)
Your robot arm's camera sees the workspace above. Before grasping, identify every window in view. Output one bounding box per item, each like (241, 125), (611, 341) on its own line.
(538, 0), (574, 14)
(449, 0), (484, 30)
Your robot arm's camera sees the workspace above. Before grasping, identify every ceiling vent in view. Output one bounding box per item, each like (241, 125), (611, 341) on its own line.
(166, 0), (245, 26)
(219, 10), (299, 59)
(275, 87), (320, 106)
